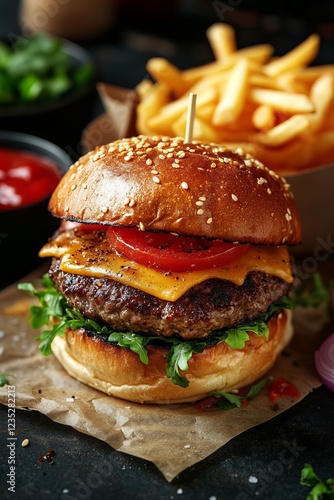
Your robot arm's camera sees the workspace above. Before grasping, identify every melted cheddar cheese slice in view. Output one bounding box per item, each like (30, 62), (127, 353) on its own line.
(39, 229), (292, 302)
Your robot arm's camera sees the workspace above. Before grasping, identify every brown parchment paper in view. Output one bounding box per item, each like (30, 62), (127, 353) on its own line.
(0, 264), (331, 482)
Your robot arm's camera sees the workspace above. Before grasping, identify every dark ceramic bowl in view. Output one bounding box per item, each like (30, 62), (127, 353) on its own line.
(0, 131), (72, 289)
(0, 38), (97, 158)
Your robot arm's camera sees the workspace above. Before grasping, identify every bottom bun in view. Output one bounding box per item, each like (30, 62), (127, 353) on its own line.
(51, 309), (293, 404)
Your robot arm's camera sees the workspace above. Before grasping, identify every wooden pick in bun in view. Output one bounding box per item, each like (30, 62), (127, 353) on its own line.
(36, 135), (302, 404)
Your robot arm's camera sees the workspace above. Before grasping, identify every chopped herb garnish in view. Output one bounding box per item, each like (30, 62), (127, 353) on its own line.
(0, 373), (11, 387)
(300, 463), (334, 499)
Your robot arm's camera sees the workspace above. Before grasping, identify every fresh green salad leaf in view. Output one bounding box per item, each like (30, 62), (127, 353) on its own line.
(107, 332), (150, 365)
(290, 273), (334, 312)
(0, 373), (11, 387)
(212, 379), (267, 410)
(0, 33), (94, 106)
(165, 341), (206, 388)
(300, 463), (334, 499)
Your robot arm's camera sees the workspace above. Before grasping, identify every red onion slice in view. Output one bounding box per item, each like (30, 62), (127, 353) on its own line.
(315, 333), (334, 393)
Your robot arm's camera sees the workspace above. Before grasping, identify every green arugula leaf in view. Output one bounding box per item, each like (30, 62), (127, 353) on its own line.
(0, 373), (11, 387)
(165, 341), (206, 388)
(212, 379), (267, 410)
(290, 273), (334, 312)
(107, 332), (150, 365)
(224, 327), (250, 349)
(300, 463), (334, 499)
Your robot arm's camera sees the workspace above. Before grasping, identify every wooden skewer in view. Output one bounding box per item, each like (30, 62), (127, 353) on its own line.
(184, 92), (197, 143)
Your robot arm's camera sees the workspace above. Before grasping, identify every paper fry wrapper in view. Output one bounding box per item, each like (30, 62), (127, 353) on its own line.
(81, 83), (138, 154)
(0, 264), (330, 482)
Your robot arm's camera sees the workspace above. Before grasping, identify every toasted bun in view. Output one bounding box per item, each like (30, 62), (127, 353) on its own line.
(49, 135), (301, 245)
(51, 309), (293, 404)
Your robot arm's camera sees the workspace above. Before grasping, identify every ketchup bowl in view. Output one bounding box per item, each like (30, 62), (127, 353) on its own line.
(0, 131), (72, 289)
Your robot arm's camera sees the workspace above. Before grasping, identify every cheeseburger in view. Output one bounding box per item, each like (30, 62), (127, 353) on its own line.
(29, 135), (302, 404)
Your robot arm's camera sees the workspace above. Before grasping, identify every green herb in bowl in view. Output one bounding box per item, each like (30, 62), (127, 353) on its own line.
(0, 33), (94, 106)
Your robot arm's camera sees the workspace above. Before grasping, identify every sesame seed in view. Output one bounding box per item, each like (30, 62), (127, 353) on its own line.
(267, 188), (272, 194)
(151, 169), (159, 175)
(152, 176), (160, 184)
(231, 194), (238, 201)
(181, 182), (188, 190)
(21, 439), (30, 448)
(124, 155), (131, 161)
(285, 213), (292, 221)
(129, 198), (136, 207)
(197, 209), (204, 215)
(199, 196), (206, 201)
(167, 152), (173, 158)
(139, 222), (145, 231)
(206, 217), (213, 224)
(124, 197), (130, 206)
(211, 162), (217, 168)
(146, 158), (153, 166)
(82, 183), (87, 189)
(196, 201), (204, 206)
(159, 154), (165, 160)
(176, 151), (186, 158)
(71, 184), (76, 190)
(101, 207), (108, 213)
(172, 163), (180, 168)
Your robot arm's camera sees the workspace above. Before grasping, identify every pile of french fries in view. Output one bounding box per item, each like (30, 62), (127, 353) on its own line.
(135, 23), (334, 173)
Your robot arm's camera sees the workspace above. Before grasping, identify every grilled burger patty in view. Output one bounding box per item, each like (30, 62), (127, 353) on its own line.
(49, 258), (295, 340)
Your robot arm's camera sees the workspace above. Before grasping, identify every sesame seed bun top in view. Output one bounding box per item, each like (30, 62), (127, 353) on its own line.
(48, 135), (302, 245)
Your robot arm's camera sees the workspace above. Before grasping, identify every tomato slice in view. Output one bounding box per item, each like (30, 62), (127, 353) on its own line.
(106, 226), (249, 272)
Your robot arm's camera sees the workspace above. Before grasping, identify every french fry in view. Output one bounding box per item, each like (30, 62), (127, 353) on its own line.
(135, 23), (334, 173)
(264, 34), (320, 77)
(206, 23), (237, 60)
(307, 74), (334, 131)
(252, 136), (314, 172)
(212, 59), (249, 126)
(293, 64), (334, 82)
(146, 58), (188, 98)
(252, 104), (275, 130)
(256, 114), (310, 147)
(250, 88), (314, 113)
(181, 44), (273, 87)
(136, 82), (170, 135)
(147, 87), (217, 136)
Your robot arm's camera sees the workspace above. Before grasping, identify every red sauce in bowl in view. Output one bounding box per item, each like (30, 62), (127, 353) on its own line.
(0, 147), (62, 210)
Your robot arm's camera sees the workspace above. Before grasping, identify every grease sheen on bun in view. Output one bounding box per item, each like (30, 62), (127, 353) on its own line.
(49, 135), (301, 246)
(51, 310), (293, 404)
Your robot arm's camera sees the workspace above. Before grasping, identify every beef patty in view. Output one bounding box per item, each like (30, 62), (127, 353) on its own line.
(49, 258), (295, 340)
